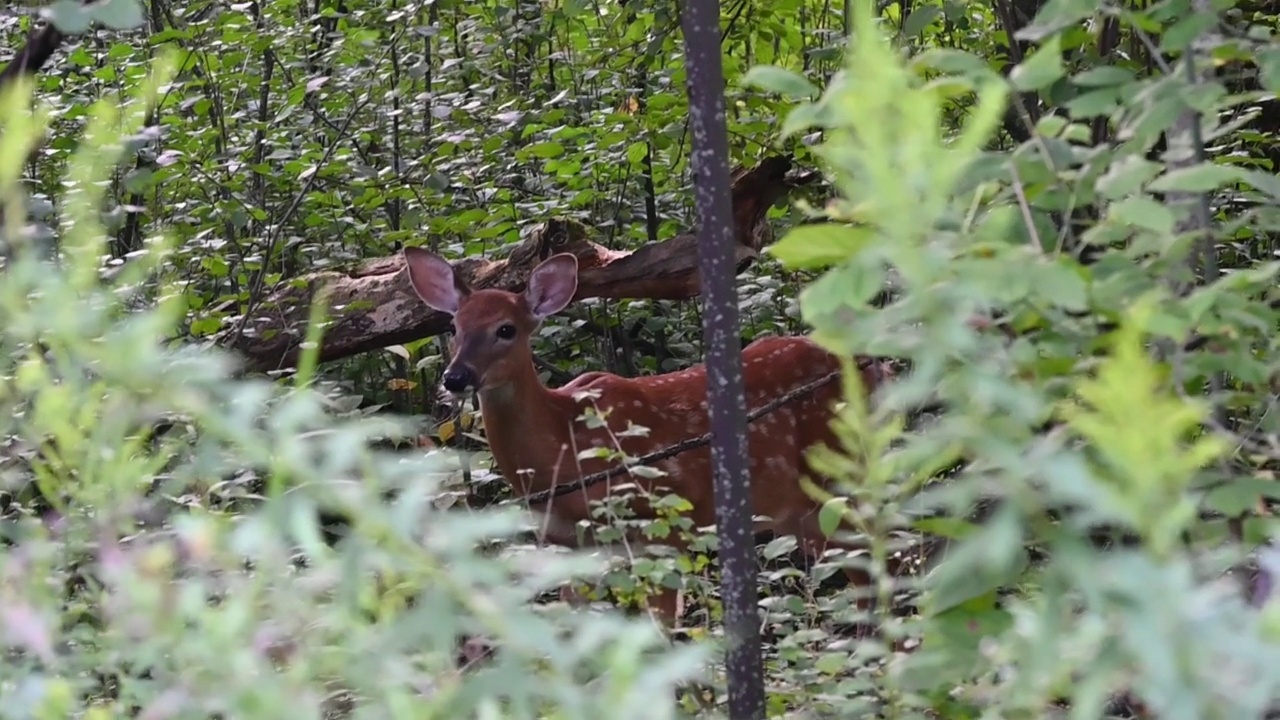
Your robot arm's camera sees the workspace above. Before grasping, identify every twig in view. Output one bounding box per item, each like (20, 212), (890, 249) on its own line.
(231, 26), (407, 345)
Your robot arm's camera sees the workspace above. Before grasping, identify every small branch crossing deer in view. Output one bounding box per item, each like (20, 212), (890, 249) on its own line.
(403, 247), (892, 628)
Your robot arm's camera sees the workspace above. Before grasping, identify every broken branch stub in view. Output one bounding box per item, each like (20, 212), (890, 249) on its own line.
(212, 154), (816, 373)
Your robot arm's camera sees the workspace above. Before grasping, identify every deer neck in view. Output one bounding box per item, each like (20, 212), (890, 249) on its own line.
(476, 360), (573, 496)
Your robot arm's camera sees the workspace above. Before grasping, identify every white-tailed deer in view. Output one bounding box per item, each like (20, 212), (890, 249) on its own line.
(402, 247), (891, 628)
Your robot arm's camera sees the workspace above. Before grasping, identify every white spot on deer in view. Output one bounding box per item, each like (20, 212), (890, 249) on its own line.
(405, 249), (868, 626)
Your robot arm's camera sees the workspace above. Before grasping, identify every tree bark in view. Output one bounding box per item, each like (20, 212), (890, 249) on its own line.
(0, 13), (69, 91)
(213, 154), (818, 373)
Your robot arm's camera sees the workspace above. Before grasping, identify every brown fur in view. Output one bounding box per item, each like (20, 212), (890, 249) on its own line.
(404, 248), (886, 627)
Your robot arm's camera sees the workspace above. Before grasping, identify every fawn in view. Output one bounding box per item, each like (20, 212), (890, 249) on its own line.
(402, 247), (890, 628)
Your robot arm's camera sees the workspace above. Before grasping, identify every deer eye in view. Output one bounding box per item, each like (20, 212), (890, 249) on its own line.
(496, 323), (517, 340)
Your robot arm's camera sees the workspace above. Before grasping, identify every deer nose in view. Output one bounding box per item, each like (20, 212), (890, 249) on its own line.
(441, 366), (476, 394)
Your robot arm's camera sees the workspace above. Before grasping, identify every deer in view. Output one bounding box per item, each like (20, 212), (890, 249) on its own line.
(401, 246), (893, 630)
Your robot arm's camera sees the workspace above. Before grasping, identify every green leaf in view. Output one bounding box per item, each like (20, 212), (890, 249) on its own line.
(1071, 66), (1136, 87)
(44, 0), (94, 34)
(1110, 196), (1176, 235)
(94, 0), (146, 30)
(762, 534), (798, 560)
(818, 496), (849, 537)
(767, 223), (874, 270)
(107, 42), (138, 61)
(799, 261), (888, 331)
(189, 316), (223, 336)
(202, 255), (230, 278)
(1009, 35), (1065, 91)
(1237, 168), (1280, 200)
(902, 5), (942, 37)
(425, 172), (450, 191)
(1158, 12), (1217, 53)
(625, 141), (647, 165)
(1148, 162), (1244, 193)
(814, 652), (846, 675)
(1035, 114), (1070, 137)
(1058, 296), (1229, 556)
(1143, 307), (1192, 342)
(742, 65), (819, 100)
(912, 516), (979, 540)
(1203, 477), (1280, 517)
(1259, 47), (1280, 94)
(924, 506), (1027, 614)
(1065, 87), (1121, 117)
(779, 101), (826, 140)
(926, 599), (1014, 655)
(528, 142), (565, 159)
(911, 48), (998, 80)
(1096, 155), (1164, 199)
(1031, 259), (1090, 312)
(123, 167), (155, 193)
(1016, 0), (1097, 41)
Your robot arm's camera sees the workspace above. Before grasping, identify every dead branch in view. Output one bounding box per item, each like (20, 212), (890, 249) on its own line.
(212, 154), (819, 373)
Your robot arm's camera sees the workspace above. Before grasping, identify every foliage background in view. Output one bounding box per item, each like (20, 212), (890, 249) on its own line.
(1, 0), (1279, 717)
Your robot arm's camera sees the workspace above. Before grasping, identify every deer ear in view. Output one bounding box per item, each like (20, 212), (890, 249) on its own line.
(403, 247), (469, 316)
(525, 253), (578, 320)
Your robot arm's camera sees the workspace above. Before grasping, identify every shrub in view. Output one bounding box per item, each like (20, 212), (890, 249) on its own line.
(0, 44), (706, 720)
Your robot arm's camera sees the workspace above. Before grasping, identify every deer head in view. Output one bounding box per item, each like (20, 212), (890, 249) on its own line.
(402, 247), (579, 398)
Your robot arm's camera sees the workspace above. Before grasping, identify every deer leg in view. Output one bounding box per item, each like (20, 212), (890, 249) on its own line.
(644, 585), (685, 629)
(628, 532), (689, 630)
(558, 568), (683, 630)
(550, 531), (686, 629)
(558, 581), (594, 608)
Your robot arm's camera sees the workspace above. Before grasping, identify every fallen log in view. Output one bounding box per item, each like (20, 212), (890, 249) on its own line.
(212, 154), (819, 373)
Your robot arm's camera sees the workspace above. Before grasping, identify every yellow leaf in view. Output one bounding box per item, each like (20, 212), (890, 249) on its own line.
(437, 419), (456, 443)
(387, 378), (417, 391)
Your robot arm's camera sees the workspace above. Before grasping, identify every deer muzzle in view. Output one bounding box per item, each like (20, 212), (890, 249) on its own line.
(441, 364), (477, 395)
